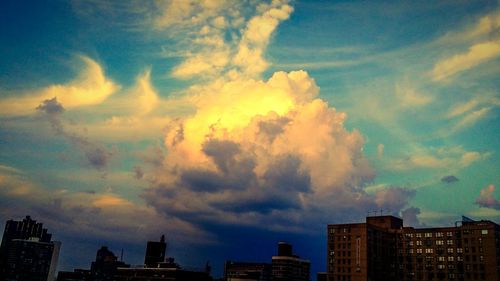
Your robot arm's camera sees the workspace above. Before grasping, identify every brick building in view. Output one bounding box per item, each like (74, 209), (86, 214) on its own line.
(327, 215), (500, 281)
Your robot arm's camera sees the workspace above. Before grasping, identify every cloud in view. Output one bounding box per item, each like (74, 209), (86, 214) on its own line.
(388, 146), (489, 171)
(441, 175), (459, 184)
(0, 168), (212, 246)
(137, 68), (420, 234)
(36, 97), (65, 115)
(133, 166), (144, 180)
(446, 95), (499, 133)
(158, 0), (293, 79)
(377, 144), (385, 160)
(0, 56), (119, 116)
(475, 184), (500, 210)
(394, 83), (432, 107)
(431, 40), (500, 81)
(401, 207), (424, 227)
(233, 1), (294, 77)
(36, 97), (114, 171)
(374, 187), (415, 212)
(452, 107), (492, 131)
(438, 10), (500, 44)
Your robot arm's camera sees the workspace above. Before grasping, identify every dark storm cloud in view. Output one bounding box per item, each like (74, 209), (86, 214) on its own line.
(202, 140), (241, 173)
(441, 175), (459, 184)
(36, 97), (65, 115)
(263, 155), (311, 193)
(180, 169), (226, 192)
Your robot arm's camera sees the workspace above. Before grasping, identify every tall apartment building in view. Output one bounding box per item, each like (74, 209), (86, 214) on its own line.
(327, 215), (500, 281)
(0, 215), (60, 281)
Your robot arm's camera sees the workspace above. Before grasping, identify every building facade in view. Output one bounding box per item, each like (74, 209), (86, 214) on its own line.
(327, 215), (500, 281)
(0, 215), (60, 281)
(224, 261), (272, 281)
(271, 242), (310, 281)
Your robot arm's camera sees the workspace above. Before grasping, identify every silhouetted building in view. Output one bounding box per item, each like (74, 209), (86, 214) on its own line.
(115, 236), (212, 281)
(271, 242), (310, 281)
(0, 215), (60, 281)
(327, 215), (500, 281)
(90, 246), (129, 281)
(56, 269), (92, 281)
(115, 264), (212, 281)
(145, 235), (167, 268)
(316, 272), (327, 281)
(224, 261), (272, 281)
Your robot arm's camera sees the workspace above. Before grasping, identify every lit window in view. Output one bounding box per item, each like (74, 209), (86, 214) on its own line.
(481, 229), (488, 235)
(436, 232), (444, 237)
(416, 240), (422, 246)
(448, 256), (454, 262)
(457, 248), (463, 253)
(447, 240), (453, 245)
(425, 233), (432, 238)
(447, 248), (454, 254)
(436, 240), (444, 245)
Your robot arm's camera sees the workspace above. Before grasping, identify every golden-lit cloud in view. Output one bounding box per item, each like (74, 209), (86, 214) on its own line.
(0, 56), (119, 116)
(431, 41), (500, 81)
(233, 1), (294, 77)
(142, 68), (388, 230)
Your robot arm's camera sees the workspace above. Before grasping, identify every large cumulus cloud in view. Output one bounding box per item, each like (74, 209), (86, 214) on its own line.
(143, 70), (412, 232)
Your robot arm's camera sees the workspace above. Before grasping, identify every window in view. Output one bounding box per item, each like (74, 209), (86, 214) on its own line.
(447, 248), (454, 254)
(448, 256), (454, 262)
(447, 240), (453, 245)
(457, 248), (463, 253)
(416, 240), (422, 246)
(417, 248), (423, 254)
(425, 248), (434, 254)
(416, 233), (422, 238)
(438, 256), (445, 261)
(425, 233), (433, 238)
(447, 232), (453, 237)
(438, 264), (445, 269)
(436, 232), (444, 237)
(481, 229), (488, 235)
(436, 240), (444, 245)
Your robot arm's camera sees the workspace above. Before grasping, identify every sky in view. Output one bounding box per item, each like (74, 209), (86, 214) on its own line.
(0, 0), (499, 278)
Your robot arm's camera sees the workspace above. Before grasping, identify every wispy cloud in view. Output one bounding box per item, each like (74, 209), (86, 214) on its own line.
(387, 146), (489, 171)
(0, 57), (119, 116)
(431, 41), (500, 81)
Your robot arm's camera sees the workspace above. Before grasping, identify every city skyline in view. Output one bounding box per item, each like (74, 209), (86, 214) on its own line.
(0, 0), (499, 278)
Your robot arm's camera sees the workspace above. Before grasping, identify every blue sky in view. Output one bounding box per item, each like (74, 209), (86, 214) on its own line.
(1, 0), (499, 278)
